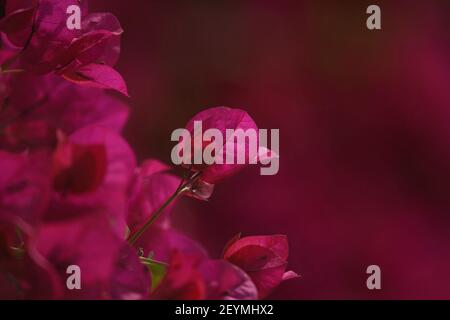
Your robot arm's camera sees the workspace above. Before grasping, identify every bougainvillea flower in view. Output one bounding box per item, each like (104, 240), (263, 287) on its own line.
(0, 150), (57, 299)
(152, 251), (257, 300)
(127, 159), (181, 233)
(0, 1), (38, 48)
(28, 210), (124, 299)
(56, 13), (122, 74)
(2, 206), (122, 300)
(1, 0), (88, 70)
(44, 126), (135, 238)
(0, 73), (129, 137)
(176, 107), (277, 201)
(68, 125), (136, 194)
(0, 215), (62, 299)
(184, 107), (259, 184)
(0, 1), (128, 95)
(52, 132), (107, 195)
(78, 13), (122, 67)
(223, 235), (298, 298)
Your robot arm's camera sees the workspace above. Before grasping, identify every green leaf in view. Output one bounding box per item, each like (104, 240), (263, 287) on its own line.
(139, 257), (167, 291)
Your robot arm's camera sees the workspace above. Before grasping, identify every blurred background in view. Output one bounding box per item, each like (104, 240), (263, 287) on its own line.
(91, 0), (450, 299)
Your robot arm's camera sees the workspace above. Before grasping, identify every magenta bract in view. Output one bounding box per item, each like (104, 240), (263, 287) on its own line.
(223, 235), (298, 298)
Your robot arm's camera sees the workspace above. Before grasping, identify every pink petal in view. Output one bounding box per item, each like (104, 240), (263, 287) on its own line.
(245, 264), (287, 299)
(200, 260), (258, 300)
(110, 244), (150, 300)
(81, 13), (123, 67)
(2, 73), (129, 135)
(45, 126), (136, 238)
(52, 138), (107, 195)
(29, 210), (123, 299)
(20, 0), (89, 73)
(152, 252), (257, 300)
(184, 106), (259, 184)
(223, 235), (296, 299)
(69, 126), (136, 193)
(224, 235), (289, 261)
(0, 5), (36, 47)
(151, 252), (206, 300)
(56, 31), (118, 74)
(63, 63), (129, 96)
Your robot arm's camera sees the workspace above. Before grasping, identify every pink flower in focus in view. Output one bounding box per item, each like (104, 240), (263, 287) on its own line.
(177, 106), (276, 201)
(184, 106), (259, 184)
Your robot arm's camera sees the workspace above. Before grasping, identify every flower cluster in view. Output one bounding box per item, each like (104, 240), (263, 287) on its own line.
(0, 1), (297, 299)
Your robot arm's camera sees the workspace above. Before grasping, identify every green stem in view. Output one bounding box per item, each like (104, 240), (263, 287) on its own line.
(127, 171), (201, 245)
(127, 185), (188, 245)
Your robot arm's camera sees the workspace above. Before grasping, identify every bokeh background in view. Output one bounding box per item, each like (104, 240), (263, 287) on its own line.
(91, 1), (450, 299)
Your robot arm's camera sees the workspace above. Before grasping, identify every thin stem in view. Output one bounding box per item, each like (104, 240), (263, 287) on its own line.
(127, 185), (187, 245)
(127, 171), (201, 245)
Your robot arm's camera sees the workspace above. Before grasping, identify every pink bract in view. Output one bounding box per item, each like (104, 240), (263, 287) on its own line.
(0, 73), (129, 139)
(223, 235), (298, 298)
(0, 0), (127, 95)
(152, 251), (257, 300)
(184, 106), (259, 184)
